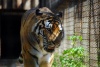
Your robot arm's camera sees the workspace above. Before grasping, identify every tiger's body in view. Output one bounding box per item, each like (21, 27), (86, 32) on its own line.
(19, 7), (64, 67)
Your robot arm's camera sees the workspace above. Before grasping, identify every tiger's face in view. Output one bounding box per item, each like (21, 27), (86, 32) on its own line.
(36, 9), (64, 52)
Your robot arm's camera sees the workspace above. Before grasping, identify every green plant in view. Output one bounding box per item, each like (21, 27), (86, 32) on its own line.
(52, 53), (61, 67)
(60, 47), (86, 67)
(68, 35), (82, 47)
(52, 35), (86, 67)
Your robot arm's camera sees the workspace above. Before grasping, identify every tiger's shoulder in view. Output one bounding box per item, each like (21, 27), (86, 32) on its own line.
(21, 8), (36, 26)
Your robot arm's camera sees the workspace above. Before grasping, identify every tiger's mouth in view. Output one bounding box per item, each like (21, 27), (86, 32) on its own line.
(44, 46), (55, 52)
(43, 41), (57, 52)
(48, 45), (55, 49)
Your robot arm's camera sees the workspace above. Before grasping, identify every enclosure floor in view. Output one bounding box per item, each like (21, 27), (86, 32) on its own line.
(0, 59), (24, 67)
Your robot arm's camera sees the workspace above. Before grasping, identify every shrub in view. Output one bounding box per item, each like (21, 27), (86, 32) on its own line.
(59, 47), (86, 67)
(52, 35), (86, 67)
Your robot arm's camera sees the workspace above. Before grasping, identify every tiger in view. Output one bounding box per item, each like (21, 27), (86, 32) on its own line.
(19, 7), (64, 67)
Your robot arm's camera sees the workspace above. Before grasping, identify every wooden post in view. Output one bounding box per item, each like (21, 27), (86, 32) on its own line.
(31, 0), (39, 8)
(2, 0), (7, 9)
(17, 0), (22, 9)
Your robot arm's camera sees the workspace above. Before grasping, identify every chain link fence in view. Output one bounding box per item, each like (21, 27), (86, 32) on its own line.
(57, 0), (100, 67)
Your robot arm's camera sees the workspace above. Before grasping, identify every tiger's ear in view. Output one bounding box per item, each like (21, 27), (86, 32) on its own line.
(56, 12), (62, 18)
(36, 9), (43, 16)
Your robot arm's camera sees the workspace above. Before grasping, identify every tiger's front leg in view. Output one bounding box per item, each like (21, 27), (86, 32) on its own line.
(23, 51), (54, 67)
(23, 51), (39, 67)
(40, 53), (54, 67)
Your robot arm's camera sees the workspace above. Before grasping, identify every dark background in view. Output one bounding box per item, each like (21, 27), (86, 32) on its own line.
(0, 10), (25, 59)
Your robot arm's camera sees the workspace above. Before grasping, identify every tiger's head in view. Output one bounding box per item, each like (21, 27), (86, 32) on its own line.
(35, 8), (64, 53)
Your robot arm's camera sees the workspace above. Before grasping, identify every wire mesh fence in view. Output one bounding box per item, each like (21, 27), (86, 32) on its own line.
(57, 0), (100, 67)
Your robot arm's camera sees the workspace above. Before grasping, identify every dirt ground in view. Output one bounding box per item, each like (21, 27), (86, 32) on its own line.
(0, 59), (24, 67)
(0, 39), (23, 67)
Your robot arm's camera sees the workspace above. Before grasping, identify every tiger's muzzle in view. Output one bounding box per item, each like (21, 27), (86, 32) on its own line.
(43, 26), (64, 53)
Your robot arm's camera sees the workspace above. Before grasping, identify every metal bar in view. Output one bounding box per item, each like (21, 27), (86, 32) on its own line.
(89, 0), (92, 66)
(91, 0), (100, 66)
(97, 0), (100, 66)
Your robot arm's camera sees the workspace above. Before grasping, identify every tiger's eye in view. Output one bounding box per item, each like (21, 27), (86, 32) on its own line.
(48, 20), (52, 22)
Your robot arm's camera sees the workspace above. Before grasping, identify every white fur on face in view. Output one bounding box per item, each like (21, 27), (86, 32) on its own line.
(58, 24), (62, 30)
(45, 20), (52, 28)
